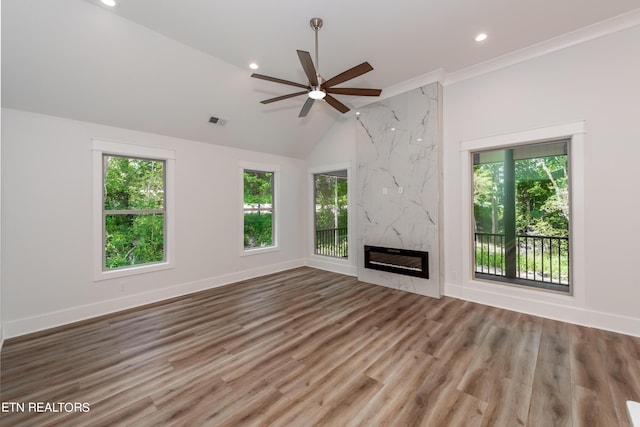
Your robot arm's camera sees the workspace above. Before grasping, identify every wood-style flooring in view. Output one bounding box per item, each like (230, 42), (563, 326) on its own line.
(1, 267), (639, 426)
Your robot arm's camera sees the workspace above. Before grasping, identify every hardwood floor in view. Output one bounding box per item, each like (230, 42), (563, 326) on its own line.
(1, 267), (639, 426)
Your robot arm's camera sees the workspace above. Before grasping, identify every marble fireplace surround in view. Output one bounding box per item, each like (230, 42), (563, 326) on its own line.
(356, 83), (443, 298)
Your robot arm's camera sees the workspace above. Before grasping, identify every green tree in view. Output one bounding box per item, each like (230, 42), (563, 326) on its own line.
(515, 156), (568, 237)
(473, 162), (503, 234)
(314, 174), (348, 231)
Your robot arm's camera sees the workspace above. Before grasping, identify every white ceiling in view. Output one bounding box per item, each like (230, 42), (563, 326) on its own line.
(3, 0), (640, 158)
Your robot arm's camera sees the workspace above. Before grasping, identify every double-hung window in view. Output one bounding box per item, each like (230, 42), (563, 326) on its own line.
(241, 163), (279, 254)
(93, 139), (175, 280)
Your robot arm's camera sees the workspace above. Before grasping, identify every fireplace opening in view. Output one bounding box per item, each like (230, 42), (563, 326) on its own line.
(364, 245), (429, 279)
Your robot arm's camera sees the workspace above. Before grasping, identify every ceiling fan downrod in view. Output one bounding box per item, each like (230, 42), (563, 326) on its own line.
(310, 17), (323, 82)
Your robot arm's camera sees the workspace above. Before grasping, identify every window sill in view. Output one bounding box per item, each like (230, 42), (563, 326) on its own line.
(93, 261), (174, 282)
(467, 276), (576, 302)
(241, 246), (279, 257)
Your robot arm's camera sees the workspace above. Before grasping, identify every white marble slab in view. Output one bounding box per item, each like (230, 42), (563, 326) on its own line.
(356, 83), (442, 297)
(629, 401), (640, 427)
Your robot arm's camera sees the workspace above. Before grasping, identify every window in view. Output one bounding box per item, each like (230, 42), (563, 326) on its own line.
(472, 139), (571, 292)
(242, 165), (278, 253)
(103, 155), (166, 269)
(93, 139), (175, 280)
(313, 170), (348, 258)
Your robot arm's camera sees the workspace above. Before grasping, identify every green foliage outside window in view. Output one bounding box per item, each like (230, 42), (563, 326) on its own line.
(244, 170), (274, 248)
(473, 142), (570, 286)
(103, 156), (165, 269)
(474, 155), (568, 237)
(314, 173), (348, 257)
(314, 175), (348, 230)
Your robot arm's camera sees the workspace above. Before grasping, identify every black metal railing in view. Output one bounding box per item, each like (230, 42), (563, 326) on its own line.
(475, 232), (569, 287)
(315, 227), (348, 258)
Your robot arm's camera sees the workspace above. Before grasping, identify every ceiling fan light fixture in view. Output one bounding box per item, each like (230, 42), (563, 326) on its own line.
(250, 17), (381, 117)
(308, 88), (326, 100)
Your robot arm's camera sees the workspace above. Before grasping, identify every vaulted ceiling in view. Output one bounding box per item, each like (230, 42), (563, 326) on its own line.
(3, 0), (640, 158)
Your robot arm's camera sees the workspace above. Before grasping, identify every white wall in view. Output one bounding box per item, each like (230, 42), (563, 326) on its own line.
(1, 108), (307, 338)
(1, 3), (4, 350)
(306, 116), (357, 169)
(443, 25), (640, 336)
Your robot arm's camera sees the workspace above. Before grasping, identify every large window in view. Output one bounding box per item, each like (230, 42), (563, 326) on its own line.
(103, 155), (166, 270)
(472, 139), (571, 292)
(243, 168), (277, 252)
(314, 170), (348, 258)
(93, 139), (175, 280)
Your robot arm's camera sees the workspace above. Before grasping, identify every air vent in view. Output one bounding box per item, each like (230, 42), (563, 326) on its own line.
(208, 116), (227, 126)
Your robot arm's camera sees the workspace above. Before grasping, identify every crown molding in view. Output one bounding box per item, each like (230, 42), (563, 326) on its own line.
(347, 9), (640, 113)
(350, 68), (446, 111)
(445, 8), (640, 85)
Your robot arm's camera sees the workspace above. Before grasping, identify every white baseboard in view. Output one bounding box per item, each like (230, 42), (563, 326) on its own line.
(445, 281), (639, 337)
(588, 310), (640, 338)
(305, 256), (357, 276)
(3, 259), (305, 339)
(7, 267), (637, 341)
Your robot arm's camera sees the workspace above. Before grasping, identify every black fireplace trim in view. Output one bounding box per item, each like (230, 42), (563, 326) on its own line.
(364, 245), (429, 279)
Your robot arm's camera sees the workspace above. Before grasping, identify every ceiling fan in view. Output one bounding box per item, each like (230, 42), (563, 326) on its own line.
(251, 18), (382, 117)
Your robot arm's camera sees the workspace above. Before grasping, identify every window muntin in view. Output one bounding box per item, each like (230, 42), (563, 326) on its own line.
(243, 169), (275, 250)
(103, 155), (166, 270)
(472, 139), (571, 293)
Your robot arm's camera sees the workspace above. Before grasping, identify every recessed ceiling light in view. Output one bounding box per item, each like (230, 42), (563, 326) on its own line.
(417, 138), (423, 142)
(390, 127), (396, 131)
(475, 33), (488, 42)
(100, 0), (117, 7)
(355, 111), (361, 116)
(249, 63), (259, 70)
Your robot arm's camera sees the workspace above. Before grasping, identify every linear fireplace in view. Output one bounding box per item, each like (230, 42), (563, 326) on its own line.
(364, 245), (429, 279)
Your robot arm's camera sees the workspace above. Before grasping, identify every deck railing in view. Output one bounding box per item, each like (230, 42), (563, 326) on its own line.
(475, 233), (569, 287)
(315, 227), (348, 258)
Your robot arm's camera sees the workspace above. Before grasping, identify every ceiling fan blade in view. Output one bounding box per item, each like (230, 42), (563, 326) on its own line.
(324, 95), (350, 114)
(326, 88), (382, 97)
(260, 91), (308, 104)
(322, 62), (374, 88)
(299, 97), (315, 117)
(297, 50), (318, 87)
(251, 73), (310, 90)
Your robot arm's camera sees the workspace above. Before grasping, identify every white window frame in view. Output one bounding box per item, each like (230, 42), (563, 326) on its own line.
(308, 163), (354, 265)
(239, 161), (280, 256)
(92, 139), (175, 281)
(460, 121), (585, 306)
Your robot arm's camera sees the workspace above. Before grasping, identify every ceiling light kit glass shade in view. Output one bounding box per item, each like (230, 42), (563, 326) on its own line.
(100, 0), (117, 7)
(308, 88), (326, 100)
